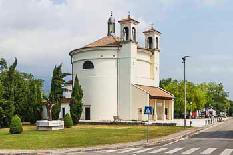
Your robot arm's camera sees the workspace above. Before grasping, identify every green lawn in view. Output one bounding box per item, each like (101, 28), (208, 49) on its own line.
(0, 125), (185, 149)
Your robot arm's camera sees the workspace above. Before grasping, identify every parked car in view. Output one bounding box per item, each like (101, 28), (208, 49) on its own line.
(219, 112), (227, 118)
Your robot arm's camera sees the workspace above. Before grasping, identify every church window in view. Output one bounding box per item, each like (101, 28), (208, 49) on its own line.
(83, 61), (94, 69)
(148, 37), (153, 49)
(123, 27), (129, 41)
(132, 27), (136, 42)
(156, 37), (159, 49)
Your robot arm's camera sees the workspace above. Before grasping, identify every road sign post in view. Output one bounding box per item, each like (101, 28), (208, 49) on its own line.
(144, 106), (153, 143)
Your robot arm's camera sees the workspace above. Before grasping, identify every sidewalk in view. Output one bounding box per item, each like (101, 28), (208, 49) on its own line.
(0, 118), (228, 154)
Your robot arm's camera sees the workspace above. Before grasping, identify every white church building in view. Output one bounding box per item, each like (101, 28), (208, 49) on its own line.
(65, 13), (175, 121)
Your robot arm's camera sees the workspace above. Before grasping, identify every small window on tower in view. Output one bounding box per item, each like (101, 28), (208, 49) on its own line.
(123, 27), (129, 41)
(83, 61), (94, 69)
(156, 37), (159, 49)
(132, 27), (136, 42)
(148, 37), (153, 49)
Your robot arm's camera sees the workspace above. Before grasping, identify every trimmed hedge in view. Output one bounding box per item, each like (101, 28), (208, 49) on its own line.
(64, 113), (73, 128)
(9, 115), (23, 134)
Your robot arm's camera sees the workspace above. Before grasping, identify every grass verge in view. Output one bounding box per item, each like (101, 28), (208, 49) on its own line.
(0, 125), (185, 149)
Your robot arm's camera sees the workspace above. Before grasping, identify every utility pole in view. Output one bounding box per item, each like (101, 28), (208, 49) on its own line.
(182, 56), (190, 128)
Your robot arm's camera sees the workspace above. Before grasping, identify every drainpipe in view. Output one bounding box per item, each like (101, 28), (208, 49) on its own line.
(70, 54), (74, 89)
(117, 46), (120, 117)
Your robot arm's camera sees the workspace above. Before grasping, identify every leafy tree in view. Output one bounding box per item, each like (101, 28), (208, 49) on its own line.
(9, 115), (23, 134)
(0, 58), (7, 72)
(27, 79), (43, 124)
(160, 78), (231, 118)
(70, 75), (83, 124)
(0, 81), (15, 127)
(0, 57), (43, 126)
(46, 64), (68, 120)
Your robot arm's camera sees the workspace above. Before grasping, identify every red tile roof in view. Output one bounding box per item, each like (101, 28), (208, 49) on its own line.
(83, 35), (121, 48)
(69, 35), (121, 55)
(143, 27), (161, 34)
(118, 16), (140, 24)
(135, 84), (174, 100)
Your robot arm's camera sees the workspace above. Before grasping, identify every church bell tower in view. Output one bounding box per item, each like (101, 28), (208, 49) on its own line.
(107, 11), (115, 36)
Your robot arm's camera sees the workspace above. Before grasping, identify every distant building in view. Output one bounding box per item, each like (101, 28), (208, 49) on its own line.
(67, 13), (175, 121)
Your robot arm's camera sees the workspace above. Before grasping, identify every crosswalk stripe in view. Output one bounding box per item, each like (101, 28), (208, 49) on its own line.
(149, 148), (168, 154)
(220, 149), (233, 155)
(134, 148), (154, 153)
(165, 148), (183, 154)
(118, 148), (140, 153)
(200, 148), (217, 154)
(101, 149), (117, 153)
(182, 148), (200, 154)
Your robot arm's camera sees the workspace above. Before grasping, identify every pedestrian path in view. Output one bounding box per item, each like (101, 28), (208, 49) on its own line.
(95, 147), (233, 155)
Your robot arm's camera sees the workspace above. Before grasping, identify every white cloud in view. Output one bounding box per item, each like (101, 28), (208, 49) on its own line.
(0, 0), (154, 75)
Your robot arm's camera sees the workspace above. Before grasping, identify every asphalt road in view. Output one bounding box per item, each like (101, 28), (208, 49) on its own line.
(74, 118), (233, 155)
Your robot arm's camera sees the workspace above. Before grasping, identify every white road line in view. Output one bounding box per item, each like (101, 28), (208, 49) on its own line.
(134, 148), (154, 153)
(200, 148), (217, 154)
(148, 148), (168, 154)
(182, 148), (200, 154)
(165, 148), (183, 154)
(118, 148), (140, 153)
(101, 149), (117, 153)
(220, 149), (233, 155)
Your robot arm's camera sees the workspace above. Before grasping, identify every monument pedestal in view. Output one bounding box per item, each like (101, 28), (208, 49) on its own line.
(36, 120), (64, 131)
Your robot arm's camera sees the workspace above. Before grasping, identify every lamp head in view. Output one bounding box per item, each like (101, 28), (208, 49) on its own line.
(182, 56), (190, 62)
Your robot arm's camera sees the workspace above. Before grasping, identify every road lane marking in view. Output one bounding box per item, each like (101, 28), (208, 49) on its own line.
(96, 150), (117, 153)
(182, 148), (200, 154)
(220, 149), (233, 155)
(118, 148), (140, 153)
(200, 148), (217, 154)
(165, 148), (183, 154)
(134, 148), (154, 153)
(148, 148), (168, 153)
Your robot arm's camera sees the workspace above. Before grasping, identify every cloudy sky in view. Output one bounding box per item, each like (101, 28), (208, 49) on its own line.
(0, 0), (233, 98)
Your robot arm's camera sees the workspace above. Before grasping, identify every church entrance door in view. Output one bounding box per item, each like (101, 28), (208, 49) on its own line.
(85, 107), (90, 120)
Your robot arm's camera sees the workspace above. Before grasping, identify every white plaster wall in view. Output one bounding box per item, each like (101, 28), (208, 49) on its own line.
(59, 103), (70, 119)
(131, 85), (149, 121)
(63, 84), (72, 98)
(153, 50), (160, 87)
(72, 48), (118, 121)
(118, 42), (137, 120)
(135, 50), (155, 86)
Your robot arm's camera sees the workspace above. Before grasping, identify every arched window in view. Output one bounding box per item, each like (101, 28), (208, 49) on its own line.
(148, 37), (153, 49)
(123, 27), (129, 41)
(132, 27), (136, 42)
(83, 61), (94, 69)
(156, 37), (159, 49)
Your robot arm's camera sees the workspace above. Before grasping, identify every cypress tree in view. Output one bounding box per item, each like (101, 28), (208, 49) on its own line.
(70, 75), (83, 124)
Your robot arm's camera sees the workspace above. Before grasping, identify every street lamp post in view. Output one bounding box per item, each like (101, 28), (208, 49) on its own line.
(190, 102), (192, 119)
(182, 56), (190, 128)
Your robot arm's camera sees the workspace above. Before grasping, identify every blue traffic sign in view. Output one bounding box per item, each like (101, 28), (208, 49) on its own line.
(144, 106), (153, 115)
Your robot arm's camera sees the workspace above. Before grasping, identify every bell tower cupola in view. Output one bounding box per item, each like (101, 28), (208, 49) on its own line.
(143, 25), (161, 50)
(107, 11), (115, 36)
(118, 12), (139, 42)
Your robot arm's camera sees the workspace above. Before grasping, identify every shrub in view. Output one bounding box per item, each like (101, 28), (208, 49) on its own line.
(64, 113), (73, 128)
(9, 115), (23, 134)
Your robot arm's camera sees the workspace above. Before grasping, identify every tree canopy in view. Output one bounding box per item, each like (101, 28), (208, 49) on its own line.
(0, 58), (43, 127)
(46, 64), (69, 120)
(160, 78), (232, 117)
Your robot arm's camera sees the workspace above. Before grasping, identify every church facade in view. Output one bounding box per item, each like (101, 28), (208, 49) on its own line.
(69, 14), (174, 121)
